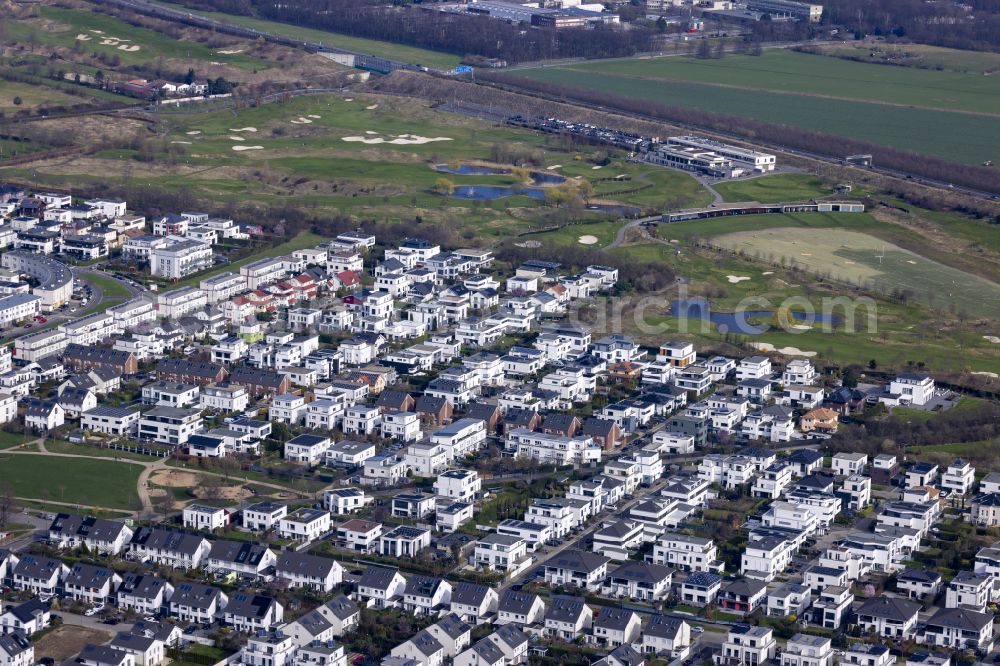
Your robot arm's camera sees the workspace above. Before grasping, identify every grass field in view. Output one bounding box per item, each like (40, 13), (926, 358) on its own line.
(7, 5), (273, 71)
(816, 43), (1000, 74)
(713, 174), (831, 203)
(0, 79), (94, 112)
(514, 51), (1000, 165)
(0, 454), (142, 510)
(81, 271), (133, 301)
(43, 439), (158, 462)
(0, 432), (32, 450)
(712, 226), (1000, 319)
(146, 0), (461, 70)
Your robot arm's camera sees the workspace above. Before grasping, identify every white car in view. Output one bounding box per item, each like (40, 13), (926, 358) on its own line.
(692, 626), (704, 634)
(84, 605), (104, 617)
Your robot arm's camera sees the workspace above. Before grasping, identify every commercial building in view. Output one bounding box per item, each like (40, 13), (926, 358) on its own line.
(744, 0), (822, 21)
(666, 136), (776, 172)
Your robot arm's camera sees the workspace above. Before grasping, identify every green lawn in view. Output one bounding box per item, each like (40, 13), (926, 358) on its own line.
(7, 6), (274, 71)
(43, 439), (159, 462)
(529, 220), (622, 248)
(713, 174), (831, 203)
(80, 272), (133, 302)
(145, 0), (461, 70)
(0, 454), (143, 510)
(0, 432), (32, 450)
(514, 52), (1000, 164)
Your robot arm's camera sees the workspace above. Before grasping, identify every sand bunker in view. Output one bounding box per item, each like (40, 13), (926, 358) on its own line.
(171, 141), (192, 144)
(366, 104), (379, 110)
(150, 470), (198, 487)
(801, 253), (813, 256)
(90, 29), (104, 34)
(229, 135), (246, 141)
(229, 127), (258, 132)
(289, 117), (313, 124)
(762, 271), (774, 275)
(548, 164), (562, 170)
(578, 235), (599, 245)
(972, 371), (999, 378)
(591, 166), (602, 170)
(342, 134), (452, 145)
(344, 98), (354, 102)
(751, 342), (817, 357)
(307, 115), (321, 119)
(76, 34), (91, 41)
(907, 260), (917, 264)
(217, 48), (244, 54)
(727, 275), (750, 283)
(232, 145), (264, 151)
(186, 130), (202, 135)
(194, 485), (252, 502)
(365, 131), (377, 135)
(984, 336), (1000, 344)
(119, 45), (140, 52)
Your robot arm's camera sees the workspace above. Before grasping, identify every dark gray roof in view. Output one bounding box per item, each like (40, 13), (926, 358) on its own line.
(546, 549), (609, 574)
(593, 607), (638, 632)
(13, 554), (64, 580)
(926, 607), (993, 632)
(607, 644), (644, 666)
(470, 638), (506, 664)
(170, 582), (223, 610)
(276, 552), (339, 580)
(857, 596), (921, 621)
(323, 594), (359, 621)
(498, 590), (541, 616)
(897, 569), (942, 584)
(225, 592), (277, 619)
(0, 631), (31, 658)
(608, 560), (673, 585)
(293, 609), (332, 637)
(434, 613), (471, 640)
(118, 574), (169, 601)
(685, 572), (723, 589)
(644, 614), (685, 640)
(131, 527), (206, 556)
(359, 566), (401, 591)
(49, 513), (129, 543)
(65, 563), (116, 590)
(491, 624), (528, 650)
(407, 630), (444, 657)
(452, 582), (492, 607)
(208, 540), (271, 567)
(4, 598), (49, 623)
(545, 595), (588, 624)
(78, 644), (131, 666)
(111, 632), (157, 652)
(406, 575), (446, 599)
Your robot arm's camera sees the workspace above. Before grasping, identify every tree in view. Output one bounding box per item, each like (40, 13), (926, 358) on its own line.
(696, 39), (712, 59)
(12, 97), (21, 106)
(433, 178), (455, 195)
(184, 68), (196, 85)
(0, 481), (16, 528)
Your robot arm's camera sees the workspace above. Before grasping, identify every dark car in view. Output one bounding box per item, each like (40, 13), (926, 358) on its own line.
(184, 626), (198, 635)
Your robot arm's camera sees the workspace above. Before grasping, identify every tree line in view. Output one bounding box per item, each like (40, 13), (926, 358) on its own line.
(167, 0), (656, 63)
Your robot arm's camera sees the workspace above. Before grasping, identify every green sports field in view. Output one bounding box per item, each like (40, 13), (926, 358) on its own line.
(0, 454), (143, 510)
(513, 50), (1000, 165)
